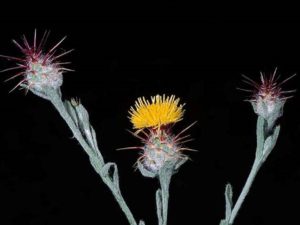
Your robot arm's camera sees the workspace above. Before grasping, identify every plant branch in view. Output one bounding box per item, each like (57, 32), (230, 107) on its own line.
(157, 165), (173, 225)
(47, 88), (139, 225)
(228, 158), (261, 224)
(220, 116), (281, 225)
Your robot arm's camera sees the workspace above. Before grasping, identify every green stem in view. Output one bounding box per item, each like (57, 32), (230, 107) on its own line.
(228, 159), (262, 225)
(158, 172), (172, 225)
(49, 89), (138, 225)
(50, 90), (102, 163)
(101, 176), (138, 225)
(228, 116), (280, 225)
(156, 189), (163, 225)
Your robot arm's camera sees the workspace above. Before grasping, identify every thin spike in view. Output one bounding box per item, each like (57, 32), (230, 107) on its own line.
(4, 71), (25, 82)
(22, 34), (30, 50)
(43, 30), (50, 47)
(236, 87), (254, 93)
(0, 54), (26, 62)
(16, 63), (25, 67)
(0, 66), (24, 73)
(51, 49), (74, 60)
(281, 89), (297, 94)
(37, 30), (48, 52)
(241, 74), (259, 86)
(53, 61), (71, 65)
(12, 39), (25, 52)
(126, 129), (147, 142)
(274, 73), (281, 83)
(24, 83), (33, 96)
(174, 134), (190, 142)
(178, 147), (198, 152)
(174, 121), (197, 140)
(33, 29), (37, 52)
(49, 36), (67, 53)
(9, 79), (26, 93)
(260, 71), (266, 84)
(241, 79), (260, 89)
(60, 68), (75, 72)
(171, 154), (188, 160)
(281, 96), (294, 100)
(278, 73), (296, 86)
(271, 67), (278, 83)
(43, 49), (57, 63)
(116, 146), (144, 151)
(179, 138), (194, 144)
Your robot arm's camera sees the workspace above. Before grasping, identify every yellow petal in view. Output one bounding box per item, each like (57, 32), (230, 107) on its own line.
(129, 94), (185, 129)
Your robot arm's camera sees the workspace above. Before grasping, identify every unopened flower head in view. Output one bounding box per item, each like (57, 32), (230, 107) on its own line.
(0, 30), (73, 93)
(240, 68), (296, 127)
(123, 94), (194, 177)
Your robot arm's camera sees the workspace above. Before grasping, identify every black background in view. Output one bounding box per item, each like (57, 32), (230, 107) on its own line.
(1, 16), (300, 225)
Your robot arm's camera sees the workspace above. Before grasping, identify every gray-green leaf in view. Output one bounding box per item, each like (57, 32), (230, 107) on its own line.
(156, 189), (163, 225)
(256, 116), (265, 158)
(262, 125), (280, 161)
(101, 162), (120, 190)
(225, 183), (233, 220)
(220, 219), (229, 225)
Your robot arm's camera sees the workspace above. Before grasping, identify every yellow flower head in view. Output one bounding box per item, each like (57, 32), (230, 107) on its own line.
(129, 94), (185, 129)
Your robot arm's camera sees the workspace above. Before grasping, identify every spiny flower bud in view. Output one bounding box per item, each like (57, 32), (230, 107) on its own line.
(141, 128), (183, 173)
(239, 68), (296, 130)
(120, 95), (195, 178)
(0, 30), (73, 93)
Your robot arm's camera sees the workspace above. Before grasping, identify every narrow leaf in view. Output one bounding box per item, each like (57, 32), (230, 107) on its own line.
(91, 126), (100, 151)
(262, 125), (281, 161)
(256, 116), (265, 158)
(74, 103), (96, 150)
(156, 189), (163, 225)
(272, 125), (281, 145)
(64, 100), (79, 126)
(262, 136), (272, 156)
(225, 183), (233, 220)
(101, 162), (120, 190)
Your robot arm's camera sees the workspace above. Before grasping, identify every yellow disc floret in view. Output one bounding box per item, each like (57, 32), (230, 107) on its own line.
(129, 94), (185, 129)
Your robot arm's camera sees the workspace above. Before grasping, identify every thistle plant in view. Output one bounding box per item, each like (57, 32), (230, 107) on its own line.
(0, 30), (72, 94)
(1, 31), (141, 225)
(0, 31), (196, 225)
(220, 69), (295, 225)
(127, 95), (194, 225)
(1, 31), (295, 225)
